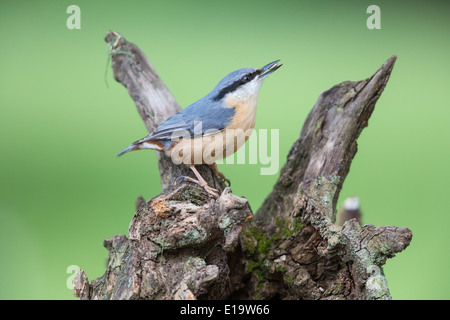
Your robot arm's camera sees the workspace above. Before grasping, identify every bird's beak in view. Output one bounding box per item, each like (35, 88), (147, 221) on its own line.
(258, 60), (282, 80)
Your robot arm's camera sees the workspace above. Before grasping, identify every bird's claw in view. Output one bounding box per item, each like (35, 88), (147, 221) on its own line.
(203, 185), (219, 198)
(178, 176), (219, 198)
(221, 176), (231, 187)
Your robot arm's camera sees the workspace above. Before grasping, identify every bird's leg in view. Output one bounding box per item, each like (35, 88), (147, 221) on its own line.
(184, 165), (219, 198)
(208, 162), (231, 186)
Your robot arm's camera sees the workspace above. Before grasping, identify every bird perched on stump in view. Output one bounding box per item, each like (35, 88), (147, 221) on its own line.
(117, 60), (282, 198)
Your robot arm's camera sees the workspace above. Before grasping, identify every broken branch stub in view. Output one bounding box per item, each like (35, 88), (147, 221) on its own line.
(238, 55), (412, 300)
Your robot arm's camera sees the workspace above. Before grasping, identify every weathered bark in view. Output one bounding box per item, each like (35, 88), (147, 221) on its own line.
(73, 31), (412, 300)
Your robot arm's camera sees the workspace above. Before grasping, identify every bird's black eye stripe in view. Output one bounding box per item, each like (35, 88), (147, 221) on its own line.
(213, 71), (258, 101)
(241, 72), (257, 84)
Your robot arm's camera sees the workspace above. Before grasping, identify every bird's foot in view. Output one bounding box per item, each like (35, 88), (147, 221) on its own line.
(219, 175), (231, 187)
(208, 163), (231, 187)
(179, 176), (219, 199)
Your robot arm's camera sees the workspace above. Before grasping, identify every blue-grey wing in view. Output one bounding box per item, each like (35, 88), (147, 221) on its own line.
(148, 97), (235, 141)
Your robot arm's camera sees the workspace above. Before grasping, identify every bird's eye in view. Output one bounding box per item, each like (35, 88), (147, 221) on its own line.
(242, 75), (251, 83)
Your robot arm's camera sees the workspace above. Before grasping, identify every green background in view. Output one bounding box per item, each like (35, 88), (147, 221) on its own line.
(0, 0), (449, 300)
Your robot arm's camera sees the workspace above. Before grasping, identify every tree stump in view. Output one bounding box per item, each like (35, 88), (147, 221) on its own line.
(73, 31), (412, 300)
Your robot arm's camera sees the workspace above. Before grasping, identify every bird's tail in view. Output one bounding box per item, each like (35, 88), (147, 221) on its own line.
(116, 139), (164, 157)
(116, 144), (140, 157)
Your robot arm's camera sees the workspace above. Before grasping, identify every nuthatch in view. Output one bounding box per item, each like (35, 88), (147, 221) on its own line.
(117, 60), (282, 197)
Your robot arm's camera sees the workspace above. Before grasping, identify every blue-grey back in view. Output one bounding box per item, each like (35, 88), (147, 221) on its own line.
(148, 96), (235, 141)
(148, 67), (256, 142)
